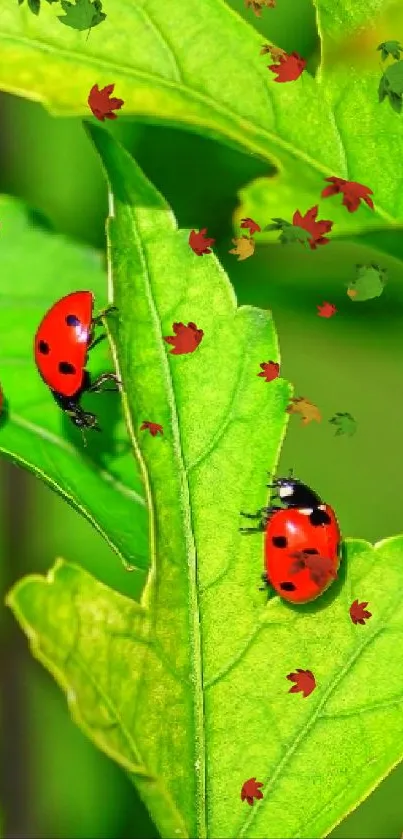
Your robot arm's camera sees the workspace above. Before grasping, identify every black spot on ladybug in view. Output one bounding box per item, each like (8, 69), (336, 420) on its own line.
(58, 361), (76, 375)
(66, 314), (81, 327)
(38, 340), (50, 355)
(280, 581), (296, 591)
(272, 536), (288, 548)
(303, 548), (320, 555)
(309, 509), (331, 526)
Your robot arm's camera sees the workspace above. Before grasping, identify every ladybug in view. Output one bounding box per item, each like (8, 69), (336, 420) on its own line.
(34, 291), (120, 436)
(240, 474), (341, 604)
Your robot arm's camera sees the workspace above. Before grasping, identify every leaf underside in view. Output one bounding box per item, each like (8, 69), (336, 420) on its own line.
(0, 195), (148, 584)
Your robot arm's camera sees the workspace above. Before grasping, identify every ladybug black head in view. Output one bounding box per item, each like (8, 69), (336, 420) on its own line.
(67, 408), (101, 431)
(268, 475), (322, 509)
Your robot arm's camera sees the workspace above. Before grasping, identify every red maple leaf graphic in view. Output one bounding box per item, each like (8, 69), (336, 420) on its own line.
(241, 777), (264, 805)
(140, 421), (164, 437)
(287, 669), (316, 698)
(289, 551), (337, 587)
(258, 360), (280, 382)
(189, 228), (215, 255)
(163, 322), (204, 355)
(317, 301), (337, 318)
(350, 599), (372, 625)
(88, 84), (124, 121)
(321, 177), (374, 213)
(240, 217), (261, 235)
(268, 51), (306, 83)
(292, 206), (333, 249)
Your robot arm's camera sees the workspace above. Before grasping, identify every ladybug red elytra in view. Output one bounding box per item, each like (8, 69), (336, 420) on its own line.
(34, 291), (120, 437)
(240, 474), (341, 604)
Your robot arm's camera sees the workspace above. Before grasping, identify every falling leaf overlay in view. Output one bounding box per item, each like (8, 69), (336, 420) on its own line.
(350, 600), (372, 625)
(163, 321), (204, 355)
(377, 40), (403, 62)
(17, 0), (59, 14)
(188, 228), (215, 255)
(88, 84), (124, 121)
(260, 44), (287, 61)
(289, 551), (338, 588)
(229, 236), (255, 261)
(263, 218), (312, 247)
(240, 217), (261, 235)
(379, 60), (403, 113)
(292, 206), (333, 249)
(329, 412), (357, 437)
(287, 669), (316, 698)
(241, 778), (264, 805)
(317, 302), (337, 318)
(140, 421), (164, 437)
(58, 0), (106, 31)
(286, 396), (322, 425)
(268, 52), (306, 83)
(347, 264), (387, 302)
(321, 177), (374, 214)
(245, 0), (275, 17)
(258, 360), (280, 382)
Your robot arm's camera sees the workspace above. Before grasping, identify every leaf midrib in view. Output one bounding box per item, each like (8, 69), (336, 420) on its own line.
(106, 195), (206, 838)
(239, 574), (401, 838)
(0, 31), (396, 227)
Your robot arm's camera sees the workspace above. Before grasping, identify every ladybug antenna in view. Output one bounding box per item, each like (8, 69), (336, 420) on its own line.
(288, 467), (294, 479)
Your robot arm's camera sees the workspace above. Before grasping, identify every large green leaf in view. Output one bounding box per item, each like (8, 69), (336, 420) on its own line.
(9, 534), (403, 839)
(7, 121), (291, 837)
(2, 0), (401, 249)
(0, 195), (148, 579)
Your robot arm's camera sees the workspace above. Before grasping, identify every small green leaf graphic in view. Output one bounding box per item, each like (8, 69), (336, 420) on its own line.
(9, 535), (403, 838)
(58, 0), (106, 32)
(377, 39), (403, 62)
(17, 0), (59, 13)
(0, 196), (147, 578)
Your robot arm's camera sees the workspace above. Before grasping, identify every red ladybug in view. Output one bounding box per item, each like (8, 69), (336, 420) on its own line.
(34, 291), (120, 435)
(240, 475), (341, 604)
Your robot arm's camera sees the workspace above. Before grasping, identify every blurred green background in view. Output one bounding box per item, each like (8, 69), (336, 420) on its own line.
(1, 0), (403, 836)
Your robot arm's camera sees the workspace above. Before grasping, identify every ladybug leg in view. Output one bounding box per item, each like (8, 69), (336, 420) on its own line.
(87, 333), (107, 352)
(92, 305), (118, 326)
(239, 522), (266, 534)
(87, 372), (121, 393)
(240, 505), (274, 519)
(259, 571), (269, 591)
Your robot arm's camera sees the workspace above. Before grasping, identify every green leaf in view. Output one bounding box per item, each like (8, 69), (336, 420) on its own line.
(377, 40), (403, 62)
(0, 195), (148, 580)
(15, 119), (287, 837)
(0, 4), (383, 207)
(314, 0), (393, 46)
(9, 534), (403, 838)
(58, 0), (106, 32)
(5, 0), (403, 248)
(18, 0), (40, 14)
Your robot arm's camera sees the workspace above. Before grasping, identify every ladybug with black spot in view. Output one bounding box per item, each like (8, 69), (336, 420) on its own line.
(34, 291), (120, 437)
(240, 473), (341, 604)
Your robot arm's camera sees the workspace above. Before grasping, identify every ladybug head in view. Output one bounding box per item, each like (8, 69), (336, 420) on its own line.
(66, 407), (101, 433)
(267, 472), (322, 508)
